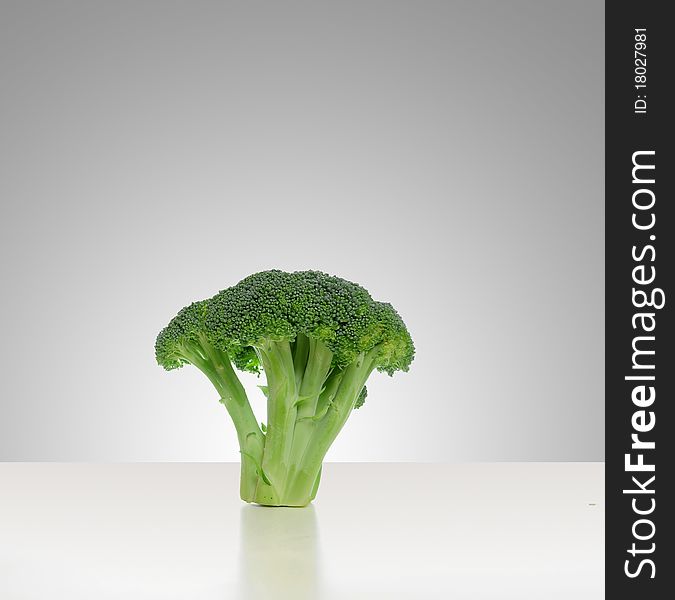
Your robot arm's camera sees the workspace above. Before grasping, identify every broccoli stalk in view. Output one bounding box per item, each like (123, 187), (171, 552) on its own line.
(172, 333), (265, 501)
(155, 270), (414, 507)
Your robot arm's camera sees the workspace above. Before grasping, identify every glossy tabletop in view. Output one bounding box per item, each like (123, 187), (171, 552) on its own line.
(0, 462), (604, 599)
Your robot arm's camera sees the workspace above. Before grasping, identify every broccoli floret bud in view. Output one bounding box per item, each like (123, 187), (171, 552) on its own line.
(154, 270), (414, 506)
(354, 386), (368, 409)
(155, 300), (208, 370)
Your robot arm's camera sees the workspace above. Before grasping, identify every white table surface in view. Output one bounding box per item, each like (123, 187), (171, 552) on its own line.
(0, 463), (604, 599)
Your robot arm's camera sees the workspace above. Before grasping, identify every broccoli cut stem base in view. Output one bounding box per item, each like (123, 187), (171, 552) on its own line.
(243, 465), (321, 507)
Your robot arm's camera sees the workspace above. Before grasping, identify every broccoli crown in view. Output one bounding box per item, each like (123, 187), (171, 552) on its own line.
(156, 270), (414, 374)
(155, 300), (208, 371)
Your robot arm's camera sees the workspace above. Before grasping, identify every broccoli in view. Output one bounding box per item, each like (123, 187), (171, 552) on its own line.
(155, 270), (414, 506)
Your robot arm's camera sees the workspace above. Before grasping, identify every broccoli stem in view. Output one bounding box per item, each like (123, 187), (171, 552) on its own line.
(291, 333), (311, 389)
(183, 337), (380, 507)
(280, 350), (377, 506)
(181, 337), (264, 502)
(287, 338), (334, 477)
(253, 340), (297, 505)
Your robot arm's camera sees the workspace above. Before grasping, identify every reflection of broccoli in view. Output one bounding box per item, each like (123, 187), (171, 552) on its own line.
(156, 270), (414, 506)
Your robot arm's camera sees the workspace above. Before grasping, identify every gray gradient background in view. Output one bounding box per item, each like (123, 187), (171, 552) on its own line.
(0, 1), (604, 462)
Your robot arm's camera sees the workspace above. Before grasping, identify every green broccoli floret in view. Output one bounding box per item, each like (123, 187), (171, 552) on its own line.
(155, 270), (414, 506)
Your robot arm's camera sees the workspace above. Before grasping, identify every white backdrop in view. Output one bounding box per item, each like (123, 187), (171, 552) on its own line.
(0, 0), (604, 462)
